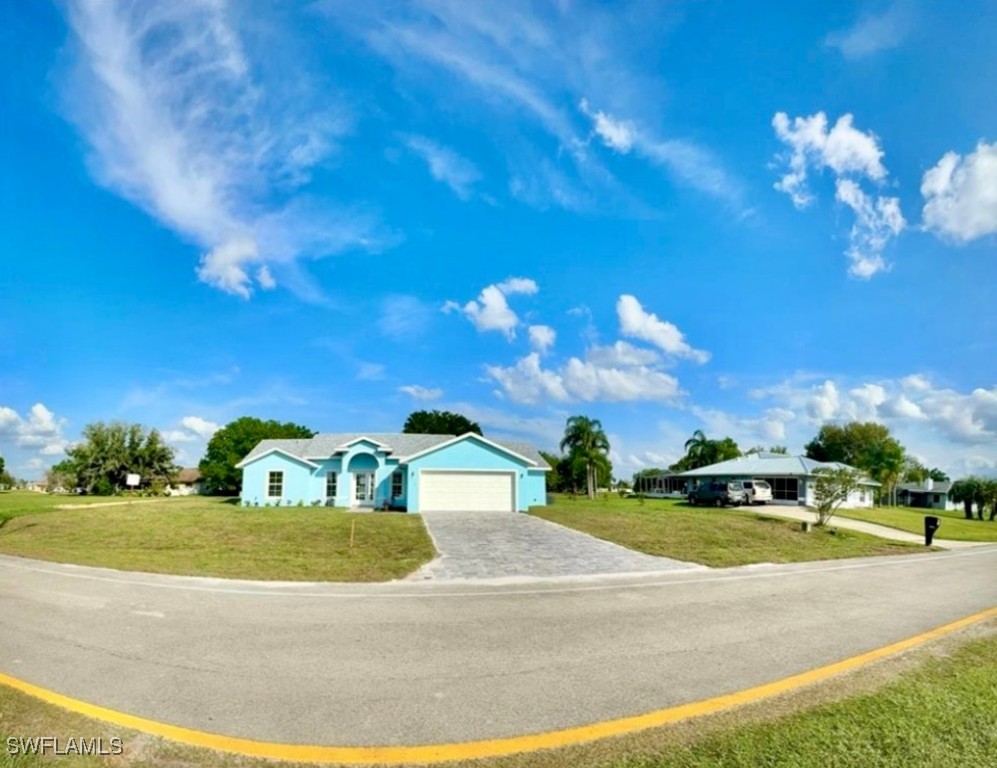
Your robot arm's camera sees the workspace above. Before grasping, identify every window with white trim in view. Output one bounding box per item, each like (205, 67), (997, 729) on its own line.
(267, 471), (283, 498)
(391, 470), (404, 498)
(326, 471), (338, 499)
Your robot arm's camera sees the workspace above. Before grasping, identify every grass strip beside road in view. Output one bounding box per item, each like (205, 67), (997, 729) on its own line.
(0, 620), (993, 768)
(531, 497), (926, 567)
(0, 495), (434, 582)
(836, 505), (997, 542)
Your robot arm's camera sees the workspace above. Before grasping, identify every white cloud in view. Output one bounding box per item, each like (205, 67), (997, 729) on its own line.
(835, 179), (906, 279)
(405, 135), (482, 200)
(179, 416), (221, 439)
(580, 99), (744, 207)
(921, 141), (997, 242)
(580, 99), (635, 152)
(692, 405), (797, 444)
(445, 277), (538, 339)
(484, 353), (571, 404)
(163, 430), (196, 443)
(772, 111), (905, 277)
(586, 341), (660, 368)
(772, 111), (887, 207)
(755, 374), (997, 447)
(528, 325), (557, 355)
(163, 415), (221, 447)
(485, 352), (681, 405)
(324, 3), (738, 213)
(616, 295), (710, 363)
(826, 2), (912, 59)
(256, 265), (277, 291)
(64, 0), (379, 299)
(0, 403), (69, 456)
(399, 385), (443, 401)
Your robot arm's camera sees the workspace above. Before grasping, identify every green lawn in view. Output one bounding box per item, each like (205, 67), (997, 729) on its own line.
(0, 494), (434, 581)
(0, 489), (126, 521)
(531, 496), (926, 567)
(1, 623), (993, 768)
(836, 505), (997, 542)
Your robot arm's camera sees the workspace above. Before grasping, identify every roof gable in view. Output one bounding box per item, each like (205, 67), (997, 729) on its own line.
(235, 447), (320, 469)
(403, 432), (538, 466)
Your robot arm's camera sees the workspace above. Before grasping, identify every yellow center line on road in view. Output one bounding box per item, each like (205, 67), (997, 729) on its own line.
(2, 606), (995, 765)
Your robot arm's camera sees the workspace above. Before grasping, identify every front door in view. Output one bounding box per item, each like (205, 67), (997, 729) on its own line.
(355, 472), (375, 506)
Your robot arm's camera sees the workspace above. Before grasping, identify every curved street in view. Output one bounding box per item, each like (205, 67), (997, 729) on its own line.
(1, 547), (995, 748)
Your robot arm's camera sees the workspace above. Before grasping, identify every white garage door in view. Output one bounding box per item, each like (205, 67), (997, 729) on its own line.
(419, 471), (515, 512)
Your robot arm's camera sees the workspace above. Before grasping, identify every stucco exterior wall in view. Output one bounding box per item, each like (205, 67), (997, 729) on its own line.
(406, 437), (537, 513)
(239, 436), (547, 512)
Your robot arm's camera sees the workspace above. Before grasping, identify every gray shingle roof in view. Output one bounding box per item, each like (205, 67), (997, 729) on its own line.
(239, 433), (549, 467)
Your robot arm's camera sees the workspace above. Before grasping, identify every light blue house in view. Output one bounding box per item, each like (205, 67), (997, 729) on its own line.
(236, 432), (550, 513)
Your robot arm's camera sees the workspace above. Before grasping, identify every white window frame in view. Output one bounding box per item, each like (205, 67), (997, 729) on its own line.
(326, 471), (338, 499)
(267, 471), (283, 498)
(391, 469), (404, 498)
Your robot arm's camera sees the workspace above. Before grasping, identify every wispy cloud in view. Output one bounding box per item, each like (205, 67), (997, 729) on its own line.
(826, 2), (913, 59)
(403, 135), (482, 200)
(63, 0), (383, 299)
(399, 385), (443, 401)
(580, 99), (744, 208)
(321, 1), (737, 213)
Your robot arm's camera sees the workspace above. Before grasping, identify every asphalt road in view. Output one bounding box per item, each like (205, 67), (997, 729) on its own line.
(1, 548), (995, 747)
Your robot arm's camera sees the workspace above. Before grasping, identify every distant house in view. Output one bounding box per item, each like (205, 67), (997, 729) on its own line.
(897, 479), (957, 511)
(236, 432), (549, 512)
(633, 472), (688, 498)
(168, 468), (204, 496)
(674, 452), (878, 508)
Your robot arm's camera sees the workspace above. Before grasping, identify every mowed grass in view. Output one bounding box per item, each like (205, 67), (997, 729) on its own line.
(0, 494), (434, 581)
(531, 496), (925, 567)
(837, 505), (997, 542)
(1, 623), (993, 768)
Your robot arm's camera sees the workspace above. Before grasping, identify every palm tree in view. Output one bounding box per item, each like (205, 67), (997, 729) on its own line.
(683, 430), (712, 469)
(560, 416), (610, 499)
(950, 477), (981, 520)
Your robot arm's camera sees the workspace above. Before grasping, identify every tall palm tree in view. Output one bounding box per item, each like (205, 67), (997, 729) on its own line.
(683, 429), (714, 469)
(560, 416), (610, 499)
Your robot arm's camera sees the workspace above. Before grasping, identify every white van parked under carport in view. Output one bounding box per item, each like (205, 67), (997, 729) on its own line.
(739, 479), (772, 504)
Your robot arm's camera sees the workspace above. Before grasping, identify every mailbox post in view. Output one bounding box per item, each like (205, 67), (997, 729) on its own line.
(924, 515), (940, 546)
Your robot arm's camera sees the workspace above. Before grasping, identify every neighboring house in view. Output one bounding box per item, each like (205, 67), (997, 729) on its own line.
(632, 472), (688, 498)
(26, 480), (48, 493)
(168, 468), (204, 496)
(896, 479), (958, 511)
(674, 452), (877, 508)
(236, 432), (550, 513)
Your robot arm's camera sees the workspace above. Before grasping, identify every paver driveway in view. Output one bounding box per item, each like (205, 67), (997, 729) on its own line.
(409, 511), (704, 581)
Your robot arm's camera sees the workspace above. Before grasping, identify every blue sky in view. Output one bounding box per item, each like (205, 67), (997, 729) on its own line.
(2, 0), (995, 481)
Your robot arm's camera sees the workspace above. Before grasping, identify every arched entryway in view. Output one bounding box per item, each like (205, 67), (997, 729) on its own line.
(347, 453), (379, 507)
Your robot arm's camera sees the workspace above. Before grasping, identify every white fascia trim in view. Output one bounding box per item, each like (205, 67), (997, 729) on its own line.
(338, 436), (394, 451)
(401, 432), (537, 466)
(235, 448), (320, 470)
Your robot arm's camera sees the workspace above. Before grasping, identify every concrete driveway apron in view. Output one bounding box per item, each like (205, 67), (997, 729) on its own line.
(410, 511), (704, 581)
